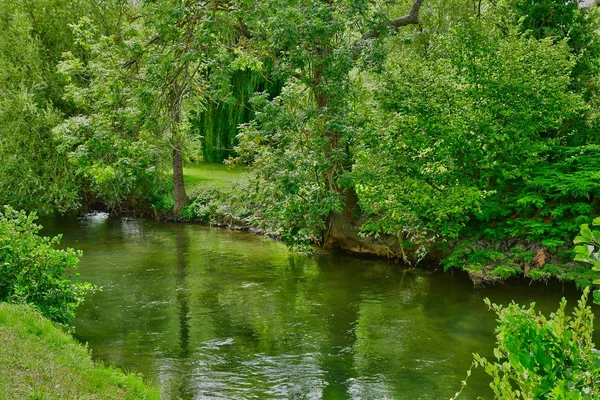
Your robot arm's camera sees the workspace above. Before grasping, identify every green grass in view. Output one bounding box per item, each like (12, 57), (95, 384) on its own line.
(0, 303), (160, 400)
(183, 162), (248, 193)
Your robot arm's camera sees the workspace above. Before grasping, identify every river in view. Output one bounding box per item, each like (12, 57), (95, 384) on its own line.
(40, 214), (599, 399)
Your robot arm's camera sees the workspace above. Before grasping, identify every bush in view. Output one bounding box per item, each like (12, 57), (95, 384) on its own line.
(0, 206), (95, 324)
(453, 288), (600, 399)
(574, 217), (600, 303)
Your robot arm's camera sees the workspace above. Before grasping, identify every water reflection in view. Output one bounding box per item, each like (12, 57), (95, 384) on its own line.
(174, 225), (192, 398)
(39, 216), (600, 400)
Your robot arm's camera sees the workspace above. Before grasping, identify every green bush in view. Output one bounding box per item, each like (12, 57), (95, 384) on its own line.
(454, 288), (600, 399)
(0, 206), (95, 324)
(183, 186), (258, 227)
(574, 217), (600, 303)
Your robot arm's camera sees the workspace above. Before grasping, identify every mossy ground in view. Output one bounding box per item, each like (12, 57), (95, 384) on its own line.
(0, 303), (160, 400)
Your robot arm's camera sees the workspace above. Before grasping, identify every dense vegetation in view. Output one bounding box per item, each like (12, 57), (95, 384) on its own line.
(1, 0), (599, 285)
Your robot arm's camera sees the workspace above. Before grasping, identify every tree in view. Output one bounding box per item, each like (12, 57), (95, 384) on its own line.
(55, 13), (173, 212)
(0, 0), (119, 212)
(505, 0), (600, 96)
(57, 0), (269, 214)
(354, 15), (582, 245)
(233, 0), (426, 245)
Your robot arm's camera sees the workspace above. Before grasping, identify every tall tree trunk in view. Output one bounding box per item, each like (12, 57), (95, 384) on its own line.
(312, 63), (339, 192)
(172, 141), (188, 214)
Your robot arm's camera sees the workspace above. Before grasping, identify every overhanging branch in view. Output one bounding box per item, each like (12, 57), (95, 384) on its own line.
(359, 0), (424, 42)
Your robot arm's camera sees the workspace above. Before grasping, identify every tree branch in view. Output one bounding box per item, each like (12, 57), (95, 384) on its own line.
(359, 0), (425, 41)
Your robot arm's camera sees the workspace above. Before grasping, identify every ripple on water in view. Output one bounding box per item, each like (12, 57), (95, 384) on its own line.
(43, 216), (596, 400)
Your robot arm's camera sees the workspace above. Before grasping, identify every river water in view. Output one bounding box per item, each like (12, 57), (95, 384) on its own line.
(40, 214), (600, 399)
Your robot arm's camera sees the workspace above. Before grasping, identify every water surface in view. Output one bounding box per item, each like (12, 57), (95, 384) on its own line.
(41, 215), (600, 399)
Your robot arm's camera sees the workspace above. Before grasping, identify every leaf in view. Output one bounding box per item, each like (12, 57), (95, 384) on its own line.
(574, 235), (588, 245)
(580, 225), (593, 241)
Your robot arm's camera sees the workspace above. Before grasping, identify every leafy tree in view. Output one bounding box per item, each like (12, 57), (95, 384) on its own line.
(194, 68), (283, 163)
(504, 0), (600, 98)
(0, 0), (88, 212)
(57, 0), (265, 213)
(354, 15), (582, 245)
(233, 0), (426, 245)
(0, 0), (134, 213)
(55, 13), (175, 212)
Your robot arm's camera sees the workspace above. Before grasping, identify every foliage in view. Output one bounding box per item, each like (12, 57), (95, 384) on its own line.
(454, 288), (600, 399)
(234, 82), (347, 246)
(0, 0), (132, 213)
(574, 217), (600, 270)
(232, 0), (416, 245)
(355, 15), (582, 242)
(504, 0), (600, 100)
(55, 0), (270, 212)
(574, 217), (600, 303)
(194, 69), (282, 163)
(0, 0), (82, 212)
(479, 146), (600, 243)
(441, 143), (600, 284)
(349, 3), (600, 284)
(54, 10), (179, 211)
(0, 206), (95, 324)
(182, 185), (258, 228)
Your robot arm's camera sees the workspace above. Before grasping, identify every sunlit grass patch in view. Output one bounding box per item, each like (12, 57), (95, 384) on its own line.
(184, 162), (248, 193)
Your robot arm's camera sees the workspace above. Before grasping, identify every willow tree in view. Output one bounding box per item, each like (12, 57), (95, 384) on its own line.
(57, 0), (249, 213)
(195, 69), (282, 163)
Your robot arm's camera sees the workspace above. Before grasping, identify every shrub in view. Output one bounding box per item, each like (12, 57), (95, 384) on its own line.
(0, 206), (95, 324)
(574, 217), (600, 303)
(453, 288), (600, 399)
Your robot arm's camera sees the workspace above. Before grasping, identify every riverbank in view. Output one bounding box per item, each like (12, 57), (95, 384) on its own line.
(175, 164), (592, 289)
(35, 216), (600, 399)
(0, 303), (159, 399)
(74, 162), (591, 290)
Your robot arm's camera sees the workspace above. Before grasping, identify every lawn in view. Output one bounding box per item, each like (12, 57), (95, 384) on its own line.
(183, 162), (248, 193)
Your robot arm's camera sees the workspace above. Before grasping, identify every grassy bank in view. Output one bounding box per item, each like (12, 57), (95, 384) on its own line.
(0, 303), (159, 400)
(179, 162), (257, 228)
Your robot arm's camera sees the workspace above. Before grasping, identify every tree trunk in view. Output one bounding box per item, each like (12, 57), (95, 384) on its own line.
(172, 141), (188, 213)
(325, 188), (404, 258)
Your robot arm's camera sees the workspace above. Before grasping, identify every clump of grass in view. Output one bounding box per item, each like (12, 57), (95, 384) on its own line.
(0, 303), (159, 400)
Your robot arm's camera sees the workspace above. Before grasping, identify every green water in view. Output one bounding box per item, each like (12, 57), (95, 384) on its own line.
(41, 215), (600, 399)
